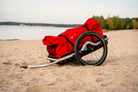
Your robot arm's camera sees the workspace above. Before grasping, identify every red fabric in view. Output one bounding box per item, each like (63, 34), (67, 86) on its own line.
(42, 18), (103, 58)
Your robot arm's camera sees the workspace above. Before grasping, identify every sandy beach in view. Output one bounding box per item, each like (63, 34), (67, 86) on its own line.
(0, 30), (138, 92)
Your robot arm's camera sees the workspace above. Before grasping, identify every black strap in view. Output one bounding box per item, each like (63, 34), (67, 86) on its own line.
(59, 35), (74, 47)
(82, 24), (95, 42)
(82, 23), (89, 31)
(90, 35), (95, 42)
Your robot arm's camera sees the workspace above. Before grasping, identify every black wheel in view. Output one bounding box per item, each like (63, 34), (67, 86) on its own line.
(74, 31), (108, 66)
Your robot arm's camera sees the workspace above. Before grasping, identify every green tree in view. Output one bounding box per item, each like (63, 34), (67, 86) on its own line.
(104, 16), (113, 30)
(92, 15), (105, 29)
(132, 19), (138, 29)
(129, 22), (133, 29)
(111, 16), (123, 30)
(122, 18), (131, 29)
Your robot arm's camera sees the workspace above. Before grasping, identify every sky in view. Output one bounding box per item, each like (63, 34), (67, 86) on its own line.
(0, 0), (138, 24)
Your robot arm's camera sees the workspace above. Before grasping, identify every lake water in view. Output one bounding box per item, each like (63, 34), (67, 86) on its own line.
(0, 25), (69, 40)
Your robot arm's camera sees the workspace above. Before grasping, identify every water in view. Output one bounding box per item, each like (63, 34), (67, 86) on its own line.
(0, 25), (68, 40)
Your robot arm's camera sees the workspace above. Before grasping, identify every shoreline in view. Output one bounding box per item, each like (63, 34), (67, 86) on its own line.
(0, 24), (57, 28)
(0, 29), (137, 41)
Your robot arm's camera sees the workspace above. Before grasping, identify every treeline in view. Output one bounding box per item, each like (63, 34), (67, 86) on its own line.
(0, 16), (138, 30)
(0, 22), (81, 27)
(92, 15), (138, 30)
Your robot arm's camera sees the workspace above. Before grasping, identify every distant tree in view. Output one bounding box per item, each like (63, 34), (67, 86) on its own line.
(99, 16), (105, 29)
(132, 18), (138, 21)
(104, 16), (113, 30)
(129, 22), (133, 29)
(1, 16), (138, 30)
(122, 18), (131, 29)
(110, 16), (123, 30)
(132, 19), (138, 29)
(92, 15), (105, 29)
(117, 18), (123, 30)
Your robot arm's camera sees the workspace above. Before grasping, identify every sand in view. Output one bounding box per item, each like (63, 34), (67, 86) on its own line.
(0, 30), (138, 92)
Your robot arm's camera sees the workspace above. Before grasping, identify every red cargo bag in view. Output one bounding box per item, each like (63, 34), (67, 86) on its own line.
(42, 18), (104, 60)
